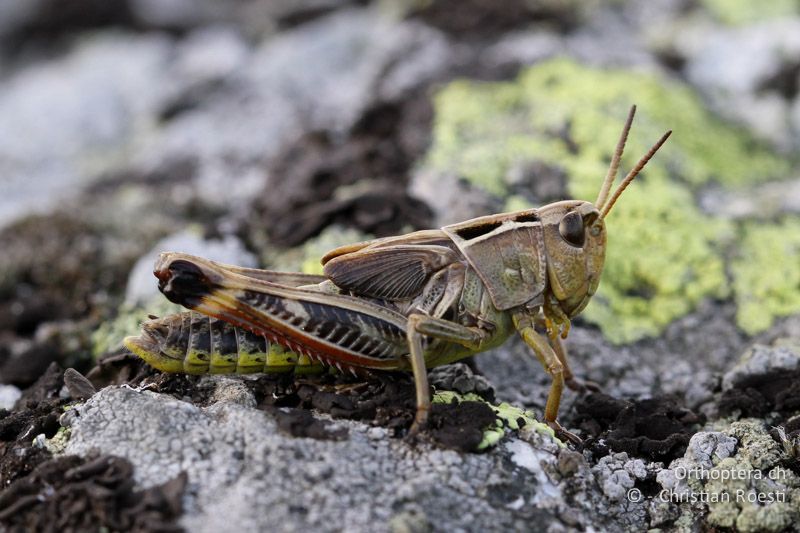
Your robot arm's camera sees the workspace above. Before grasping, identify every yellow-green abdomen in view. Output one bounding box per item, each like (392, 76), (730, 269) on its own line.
(124, 311), (323, 375)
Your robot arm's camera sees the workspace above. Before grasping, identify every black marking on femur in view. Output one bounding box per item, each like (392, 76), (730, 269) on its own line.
(338, 329), (359, 348)
(243, 291), (284, 315)
(314, 321), (337, 339)
(324, 325), (345, 343)
(455, 221), (502, 241)
(236, 297), (407, 361)
(514, 212), (539, 223)
(349, 336), (368, 353)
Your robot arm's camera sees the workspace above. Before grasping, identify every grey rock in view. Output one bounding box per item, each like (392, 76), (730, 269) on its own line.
(0, 0), (43, 38)
(682, 19), (800, 149)
(136, 8), (449, 210)
(204, 376), (257, 408)
(685, 431), (738, 469)
(0, 33), (174, 230)
(244, 8), (446, 134)
(428, 363), (494, 398)
(698, 179), (800, 220)
(722, 341), (800, 391)
(481, 30), (564, 71)
(0, 384), (22, 410)
(59, 385), (662, 532)
(62, 387), (574, 531)
(565, 6), (660, 69)
(124, 229), (257, 305)
(410, 171), (501, 227)
(173, 27), (250, 87)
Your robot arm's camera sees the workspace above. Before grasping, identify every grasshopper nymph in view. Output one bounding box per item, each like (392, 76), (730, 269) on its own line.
(125, 106), (670, 443)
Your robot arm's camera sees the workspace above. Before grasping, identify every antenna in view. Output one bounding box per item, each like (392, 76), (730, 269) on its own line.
(600, 129), (672, 219)
(596, 105), (636, 211)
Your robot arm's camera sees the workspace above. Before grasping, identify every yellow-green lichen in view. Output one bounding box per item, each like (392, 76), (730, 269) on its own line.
(432, 390), (558, 450)
(263, 225), (372, 276)
(731, 218), (800, 335)
(91, 298), (183, 358)
(582, 179), (732, 342)
(426, 58), (788, 342)
(428, 59), (787, 198)
(700, 0), (799, 26)
(43, 426), (71, 454)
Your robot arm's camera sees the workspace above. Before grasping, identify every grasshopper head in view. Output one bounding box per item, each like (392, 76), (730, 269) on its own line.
(541, 105), (671, 318)
(539, 200), (606, 317)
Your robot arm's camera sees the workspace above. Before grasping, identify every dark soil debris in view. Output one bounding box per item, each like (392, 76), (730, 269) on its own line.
(429, 362), (495, 402)
(1, 364), (68, 486)
(85, 350), (161, 389)
(246, 99), (433, 247)
(14, 362), (64, 410)
(246, 370), (498, 451)
(0, 214), (136, 334)
(0, 455), (187, 533)
(409, 0), (582, 38)
(0, 336), (66, 389)
(720, 369), (800, 417)
(575, 393), (703, 461)
(428, 400), (497, 453)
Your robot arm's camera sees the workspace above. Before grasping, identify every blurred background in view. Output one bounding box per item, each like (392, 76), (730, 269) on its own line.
(1, 0), (799, 410)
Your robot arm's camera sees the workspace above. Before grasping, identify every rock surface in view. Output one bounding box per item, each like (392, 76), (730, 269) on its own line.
(62, 386), (588, 532)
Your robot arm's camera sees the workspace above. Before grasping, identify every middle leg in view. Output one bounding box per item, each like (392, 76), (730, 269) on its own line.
(405, 313), (486, 437)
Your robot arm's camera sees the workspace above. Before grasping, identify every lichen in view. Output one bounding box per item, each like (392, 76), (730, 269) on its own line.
(432, 390), (556, 450)
(731, 218), (800, 335)
(581, 180), (731, 343)
(703, 421), (800, 532)
(426, 58), (784, 342)
(263, 225), (372, 276)
(660, 420), (800, 532)
(700, 0), (799, 25)
(428, 59), (787, 198)
(91, 298), (183, 358)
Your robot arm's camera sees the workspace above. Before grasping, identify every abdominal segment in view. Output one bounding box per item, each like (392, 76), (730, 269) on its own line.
(124, 311), (323, 375)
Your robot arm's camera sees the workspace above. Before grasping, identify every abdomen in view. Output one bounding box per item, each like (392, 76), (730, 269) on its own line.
(124, 311), (324, 375)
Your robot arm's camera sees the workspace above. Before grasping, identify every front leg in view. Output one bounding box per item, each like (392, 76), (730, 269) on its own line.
(541, 318), (601, 393)
(513, 312), (580, 444)
(405, 313), (485, 438)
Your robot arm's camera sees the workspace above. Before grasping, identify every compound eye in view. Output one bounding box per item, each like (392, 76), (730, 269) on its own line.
(559, 211), (584, 247)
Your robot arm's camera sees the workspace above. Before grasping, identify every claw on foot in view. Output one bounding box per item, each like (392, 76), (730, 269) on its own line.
(565, 377), (602, 393)
(548, 420), (582, 446)
(406, 408), (429, 442)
